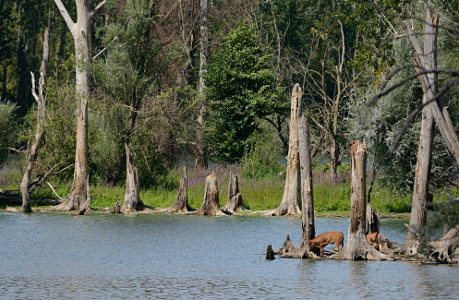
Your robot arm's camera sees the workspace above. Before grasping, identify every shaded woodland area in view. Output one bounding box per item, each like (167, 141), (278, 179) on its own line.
(0, 0), (458, 263)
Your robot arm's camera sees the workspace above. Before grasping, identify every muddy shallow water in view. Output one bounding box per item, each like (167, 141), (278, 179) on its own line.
(1, 212), (458, 299)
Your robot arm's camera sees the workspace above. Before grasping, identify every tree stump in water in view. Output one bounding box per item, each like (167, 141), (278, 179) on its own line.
(266, 245), (275, 260)
(270, 84), (302, 216)
(276, 235), (299, 257)
(121, 144), (146, 213)
(167, 167), (193, 213)
(222, 171), (246, 213)
(195, 172), (228, 216)
(332, 141), (390, 261)
(111, 198), (121, 214)
(429, 224), (459, 264)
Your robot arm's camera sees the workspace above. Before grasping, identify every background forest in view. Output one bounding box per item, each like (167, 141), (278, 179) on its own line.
(0, 0), (458, 212)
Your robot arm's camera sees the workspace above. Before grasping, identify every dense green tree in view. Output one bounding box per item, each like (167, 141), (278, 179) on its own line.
(205, 24), (285, 162)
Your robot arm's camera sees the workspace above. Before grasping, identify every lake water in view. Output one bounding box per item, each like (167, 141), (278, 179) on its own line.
(0, 212), (458, 299)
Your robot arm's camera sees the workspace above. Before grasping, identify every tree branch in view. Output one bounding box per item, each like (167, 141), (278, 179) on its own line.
(90, 0), (106, 20)
(53, 0), (75, 33)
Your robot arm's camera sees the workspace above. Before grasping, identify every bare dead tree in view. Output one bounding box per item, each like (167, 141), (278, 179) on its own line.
(21, 28), (49, 213)
(53, 0), (106, 213)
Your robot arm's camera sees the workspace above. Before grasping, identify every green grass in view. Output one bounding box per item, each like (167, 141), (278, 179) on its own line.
(1, 165), (456, 214)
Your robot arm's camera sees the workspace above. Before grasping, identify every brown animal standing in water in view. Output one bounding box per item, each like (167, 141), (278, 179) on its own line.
(308, 231), (344, 256)
(366, 232), (379, 249)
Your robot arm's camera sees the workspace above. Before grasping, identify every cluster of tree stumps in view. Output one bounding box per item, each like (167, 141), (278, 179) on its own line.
(160, 167), (247, 216)
(266, 84), (458, 264)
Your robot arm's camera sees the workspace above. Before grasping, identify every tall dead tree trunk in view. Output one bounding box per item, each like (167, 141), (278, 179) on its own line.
(196, 172), (228, 216)
(270, 84), (302, 216)
(21, 28), (49, 213)
(167, 167), (193, 213)
(297, 85), (315, 257)
(53, 0), (106, 212)
(222, 171), (246, 213)
(121, 143), (146, 213)
(195, 0), (209, 169)
(404, 7), (437, 255)
(333, 141), (390, 260)
(404, 6), (459, 165)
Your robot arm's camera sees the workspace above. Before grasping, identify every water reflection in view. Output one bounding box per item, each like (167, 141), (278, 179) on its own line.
(0, 213), (458, 299)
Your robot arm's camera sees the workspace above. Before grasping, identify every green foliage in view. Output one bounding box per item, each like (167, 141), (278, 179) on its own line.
(240, 132), (284, 179)
(349, 37), (458, 194)
(206, 24), (285, 162)
(0, 101), (17, 166)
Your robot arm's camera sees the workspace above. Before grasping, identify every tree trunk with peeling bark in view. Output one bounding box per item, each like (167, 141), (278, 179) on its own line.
(121, 144), (145, 213)
(196, 172), (228, 216)
(271, 84), (301, 216)
(333, 141), (390, 260)
(404, 6), (437, 255)
(167, 167), (193, 213)
(297, 90), (315, 257)
(53, 0), (106, 212)
(21, 28), (49, 213)
(222, 171), (246, 213)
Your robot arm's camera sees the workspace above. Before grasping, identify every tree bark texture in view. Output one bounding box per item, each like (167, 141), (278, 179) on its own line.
(333, 141), (390, 260)
(121, 143), (145, 212)
(196, 172), (228, 216)
(167, 167), (193, 213)
(365, 202), (380, 234)
(53, 0), (106, 212)
(298, 94), (315, 257)
(429, 224), (459, 264)
(21, 28), (49, 213)
(404, 6), (437, 255)
(271, 84), (301, 216)
(222, 171), (246, 213)
(195, 0), (209, 169)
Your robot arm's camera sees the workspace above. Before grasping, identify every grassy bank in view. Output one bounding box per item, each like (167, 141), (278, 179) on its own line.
(1, 164), (457, 214)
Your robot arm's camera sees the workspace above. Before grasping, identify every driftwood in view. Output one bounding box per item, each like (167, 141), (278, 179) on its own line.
(332, 141), (391, 261)
(195, 172), (228, 216)
(166, 167), (194, 213)
(222, 171), (246, 213)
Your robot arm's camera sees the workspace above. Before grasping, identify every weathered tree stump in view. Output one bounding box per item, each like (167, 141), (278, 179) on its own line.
(195, 172), (228, 216)
(270, 84), (302, 216)
(332, 141), (391, 261)
(277, 235), (299, 257)
(222, 171), (246, 213)
(429, 224), (459, 264)
(365, 202), (380, 234)
(167, 167), (194, 213)
(111, 198), (121, 214)
(121, 144), (146, 213)
(266, 245), (275, 260)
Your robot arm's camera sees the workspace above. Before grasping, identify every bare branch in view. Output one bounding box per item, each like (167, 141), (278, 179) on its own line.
(53, 0), (75, 33)
(30, 72), (39, 103)
(46, 181), (64, 201)
(387, 78), (459, 156)
(90, 0), (107, 20)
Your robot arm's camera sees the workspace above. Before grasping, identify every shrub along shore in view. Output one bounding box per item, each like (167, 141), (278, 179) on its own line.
(1, 164), (457, 217)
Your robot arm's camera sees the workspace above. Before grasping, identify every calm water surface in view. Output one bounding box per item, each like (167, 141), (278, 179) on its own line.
(0, 212), (458, 299)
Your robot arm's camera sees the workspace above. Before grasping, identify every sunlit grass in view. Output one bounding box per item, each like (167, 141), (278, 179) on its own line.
(1, 163), (455, 214)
